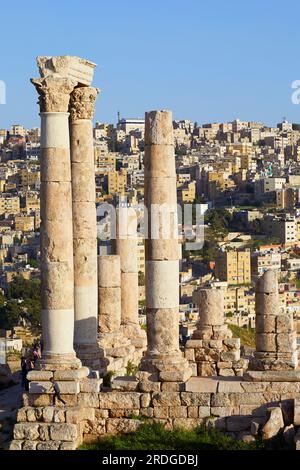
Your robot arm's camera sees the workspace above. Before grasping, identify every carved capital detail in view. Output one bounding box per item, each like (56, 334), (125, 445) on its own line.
(69, 86), (99, 121)
(30, 75), (76, 113)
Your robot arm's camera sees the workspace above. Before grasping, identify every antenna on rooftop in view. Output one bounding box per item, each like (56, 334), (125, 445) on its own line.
(117, 111), (120, 124)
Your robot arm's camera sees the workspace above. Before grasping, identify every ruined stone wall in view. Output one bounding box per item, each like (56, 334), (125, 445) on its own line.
(10, 378), (300, 449)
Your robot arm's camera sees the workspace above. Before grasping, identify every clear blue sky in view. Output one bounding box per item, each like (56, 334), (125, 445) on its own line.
(1, 0), (300, 128)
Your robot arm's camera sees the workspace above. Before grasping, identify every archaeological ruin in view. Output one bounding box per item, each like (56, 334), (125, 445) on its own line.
(8, 56), (300, 450)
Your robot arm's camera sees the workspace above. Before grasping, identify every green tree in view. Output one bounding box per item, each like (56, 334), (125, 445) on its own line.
(0, 301), (22, 329)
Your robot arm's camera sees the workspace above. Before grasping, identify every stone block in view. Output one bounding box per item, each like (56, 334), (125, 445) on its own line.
(138, 380), (161, 392)
(161, 382), (185, 392)
(198, 406), (211, 418)
(140, 393), (151, 408)
(78, 392), (99, 408)
(29, 381), (54, 394)
(188, 406), (198, 418)
(110, 409), (140, 418)
(152, 392), (181, 407)
(226, 415), (253, 432)
(184, 349), (195, 361)
(276, 333), (296, 353)
(294, 398), (300, 426)
(53, 367), (89, 381)
(55, 394), (78, 407)
(27, 408), (38, 422)
(106, 418), (141, 435)
(53, 409), (66, 423)
(27, 371), (53, 381)
(112, 377), (138, 391)
(14, 423), (40, 440)
(173, 418), (203, 430)
(220, 351), (240, 362)
(49, 423), (78, 441)
(217, 380), (243, 393)
(9, 440), (23, 450)
(23, 393), (54, 407)
(185, 340), (203, 349)
(37, 441), (61, 450)
(159, 369), (191, 382)
(80, 379), (101, 393)
(211, 393), (231, 407)
(55, 381), (80, 394)
(197, 362), (217, 376)
(223, 338), (240, 350)
(180, 392), (211, 406)
(154, 407), (169, 419)
(66, 407), (95, 424)
(241, 382), (268, 393)
(39, 425), (50, 441)
(60, 442), (77, 450)
(17, 407), (29, 422)
(185, 377), (218, 393)
(140, 408), (154, 418)
(219, 369), (235, 377)
(228, 392), (267, 406)
(42, 407), (54, 423)
(169, 406), (187, 418)
(99, 392), (141, 409)
(95, 409), (109, 419)
(276, 315), (293, 334)
(262, 407), (284, 440)
(210, 407), (232, 417)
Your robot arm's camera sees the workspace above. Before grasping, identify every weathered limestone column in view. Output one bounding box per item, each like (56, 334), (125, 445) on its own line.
(98, 255), (121, 335)
(98, 255), (134, 375)
(193, 289), (226, 340)
(116, 207), (146, 351)
(184, 288), (244, 376)
(70, 86), (101, 369)
(141, 110), (191, 382)
(249, 270), (298, 373)
(31, 75), (81, 369)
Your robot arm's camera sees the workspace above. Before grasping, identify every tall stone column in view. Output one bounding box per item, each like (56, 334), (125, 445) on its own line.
(116, 207), (146, 351)
(31, 75), (81, 369)
(69, 86), (101, 369)
(141, 110), (191, 382)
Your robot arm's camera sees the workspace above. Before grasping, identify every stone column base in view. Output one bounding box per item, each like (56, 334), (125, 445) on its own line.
(35, 353), (82, 371)
(248, 350), (298, 372)
(74, 343), (104, 371)
(140, 353), (192, 382)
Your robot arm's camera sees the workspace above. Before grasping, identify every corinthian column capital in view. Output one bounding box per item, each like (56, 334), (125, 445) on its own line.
(30, 75), (77, 113)
(69, 86), (100, 122)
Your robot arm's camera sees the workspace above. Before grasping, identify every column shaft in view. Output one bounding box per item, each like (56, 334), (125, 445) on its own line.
(142, 110), (191, 381)
(69, 87), (100, 368)
(31, 75), (80, 368)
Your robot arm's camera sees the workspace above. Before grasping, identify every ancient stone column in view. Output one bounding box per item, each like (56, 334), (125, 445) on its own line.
(116, 206), (146, 350)
(98, 255), (121, 335)
(141, 110), (191, 382)
(251, 270), (298, 371)
(193, 288), (226, 340)
(185, 288), (243, 377)
(69, 86), (100, 369)
(31, 75), (81, 369)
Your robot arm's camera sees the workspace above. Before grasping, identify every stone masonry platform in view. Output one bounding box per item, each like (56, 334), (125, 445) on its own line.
(9, 375), (300, 449)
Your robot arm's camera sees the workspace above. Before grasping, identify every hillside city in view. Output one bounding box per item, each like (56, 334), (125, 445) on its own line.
(0, 116), (300, 353)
